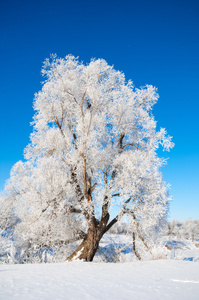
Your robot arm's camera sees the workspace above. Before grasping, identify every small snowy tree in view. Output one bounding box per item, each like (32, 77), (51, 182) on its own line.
(180, 219), (199, 241)
(167, 219), (181, 237)
(2, 55), (173, 261)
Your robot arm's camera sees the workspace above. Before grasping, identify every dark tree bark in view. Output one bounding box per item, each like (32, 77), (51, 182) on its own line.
(67, 226), (103, 261)
(67, 210), (112, 261)
(132, 231), (141, 260)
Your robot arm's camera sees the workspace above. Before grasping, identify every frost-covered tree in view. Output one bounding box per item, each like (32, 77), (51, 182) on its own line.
(2, 55), (173, 261)
(167, 219), (181, 236)
(181, 219), (199, 241)
(167, 219), (199, 241)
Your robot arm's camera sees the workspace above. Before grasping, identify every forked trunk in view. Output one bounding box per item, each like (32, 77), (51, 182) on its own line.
(67, 226), (104, 262)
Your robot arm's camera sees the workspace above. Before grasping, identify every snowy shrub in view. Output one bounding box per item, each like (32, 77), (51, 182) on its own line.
(151, 245), (168, 260)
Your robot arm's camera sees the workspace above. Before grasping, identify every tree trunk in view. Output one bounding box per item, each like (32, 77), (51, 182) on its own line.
(132, 231), (141, 260)
(67, 226), (104, 262)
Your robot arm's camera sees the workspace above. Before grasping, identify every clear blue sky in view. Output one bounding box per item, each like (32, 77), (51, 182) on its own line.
(0, 0), (198, 221)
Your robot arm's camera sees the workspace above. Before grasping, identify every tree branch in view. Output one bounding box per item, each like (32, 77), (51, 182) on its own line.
(104, 215), (118, 234)
(125, 209), (152, 254)
(55, 117), (65, 138)
(118, 133), (125, 154)
(68, 206), (82, 214)
(103, 196), (132, 234)
(122, 143), (141, 150)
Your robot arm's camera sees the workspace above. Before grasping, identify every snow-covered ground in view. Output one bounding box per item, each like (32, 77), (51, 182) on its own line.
(0, 260), (199, 300)
(1, 233), (199, 299)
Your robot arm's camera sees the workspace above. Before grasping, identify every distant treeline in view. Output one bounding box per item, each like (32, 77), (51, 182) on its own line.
(166, 219), (199, 241)
(109, 219), (199, 241)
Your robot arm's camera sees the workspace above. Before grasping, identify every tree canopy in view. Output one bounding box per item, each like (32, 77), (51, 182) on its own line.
(1, 55), (174, 261)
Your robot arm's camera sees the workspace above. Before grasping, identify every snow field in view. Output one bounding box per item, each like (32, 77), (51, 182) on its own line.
(0, 260), (199, 300)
